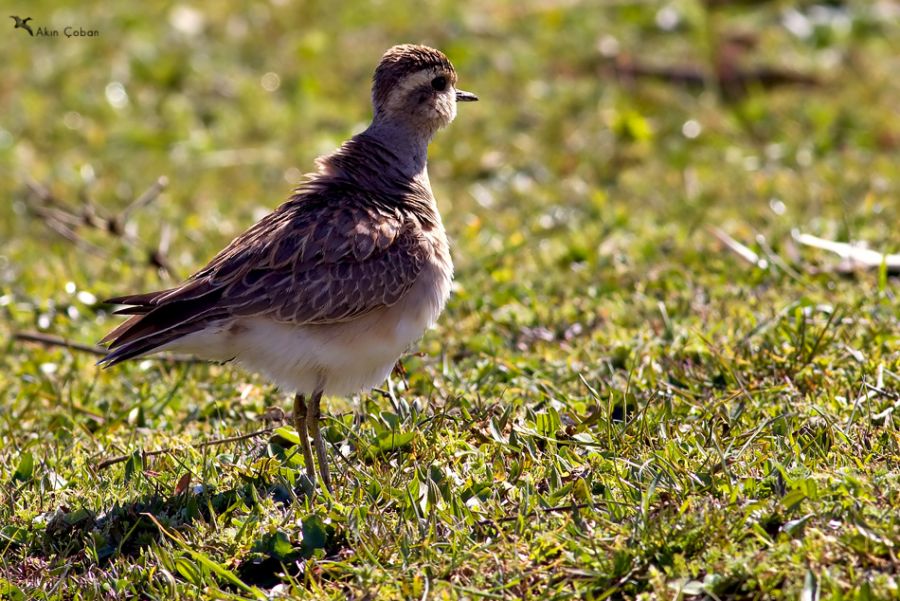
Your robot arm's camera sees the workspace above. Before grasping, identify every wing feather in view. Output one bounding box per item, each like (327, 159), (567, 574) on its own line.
(100, 187), (429, 366)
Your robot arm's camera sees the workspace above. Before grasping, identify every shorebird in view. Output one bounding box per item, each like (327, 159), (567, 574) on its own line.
(100, 44), (477, 494)
(10, 16), (34, 36)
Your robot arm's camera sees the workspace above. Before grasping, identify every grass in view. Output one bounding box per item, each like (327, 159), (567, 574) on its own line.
(2, 0), (899, 598)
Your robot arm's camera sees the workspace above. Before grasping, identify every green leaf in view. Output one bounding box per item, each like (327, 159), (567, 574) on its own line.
(783, 513), (814, 536)
(373, 430), (415, 453)
(175, 556), (202, 586)
(123, 450), (143, 484)
(573, 478), (592, 504)
(268, 531), (294, 561)
(273, 426), (300, 445)
(380, 411), (402, 429)
(12, 452), (34, 482)
(301, 515), (327, 551)
(0, 526), (28, 546)
(782, 488), (807, 511)
(0, 579), (25, 601)
(144, 513), (264, 599)
(534, 410), (561, 437)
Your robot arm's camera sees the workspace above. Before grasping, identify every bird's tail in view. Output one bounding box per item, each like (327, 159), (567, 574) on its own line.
(99, 287), (226, 366)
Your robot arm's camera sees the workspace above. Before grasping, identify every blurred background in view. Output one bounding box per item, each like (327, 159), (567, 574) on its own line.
(3, 0), (900, 425)
(2, 1), (899, 410)
(3, 1), (898, 312)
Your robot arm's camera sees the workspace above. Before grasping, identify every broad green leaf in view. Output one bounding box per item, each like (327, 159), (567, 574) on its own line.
(273, 426), (300, 445)
(269, 531), (294, 561)
(12, 452), (34, 482)
(301, 515), (327, 551)
(374, 430), (415, 453)
(0, 579), (24, 601)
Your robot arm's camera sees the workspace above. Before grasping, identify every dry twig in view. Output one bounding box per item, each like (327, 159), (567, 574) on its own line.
(22, 176), (179, 279)
(793, 231), (900, 275)
(709, 226), (769, 269)
(13, 330), (199, 364)
(96, 427), (276, 470)
(474, 503), (594, 527)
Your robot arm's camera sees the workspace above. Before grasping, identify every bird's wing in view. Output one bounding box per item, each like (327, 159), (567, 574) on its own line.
(100, 186), (428, 365)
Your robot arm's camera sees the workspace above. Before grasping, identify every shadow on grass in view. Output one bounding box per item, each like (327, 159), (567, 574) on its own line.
(3, 423), (411, 592)
(12, 475), (346, 591)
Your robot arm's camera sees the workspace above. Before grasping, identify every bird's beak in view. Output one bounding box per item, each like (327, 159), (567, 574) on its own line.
(456, 90), (479, 102)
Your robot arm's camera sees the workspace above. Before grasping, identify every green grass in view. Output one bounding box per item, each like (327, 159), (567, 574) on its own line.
(2, 1), (899, 599)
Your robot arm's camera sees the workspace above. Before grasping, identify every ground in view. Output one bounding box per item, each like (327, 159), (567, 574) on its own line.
(1, 1), (899, 599)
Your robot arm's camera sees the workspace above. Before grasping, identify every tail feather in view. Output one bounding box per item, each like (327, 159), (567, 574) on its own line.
(99, 289), (169, 344)
(99, 326), (189, 366)
(99, 314), (143, 345)
(98, 308), (229, 366)
(113, 306), (155, 316)
(99, 285), (227, 366)
(104, 290), (169, 306)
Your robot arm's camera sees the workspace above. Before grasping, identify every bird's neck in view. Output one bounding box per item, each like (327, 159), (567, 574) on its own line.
(310, 116), (441, 225)
(362, 116), (435, 182)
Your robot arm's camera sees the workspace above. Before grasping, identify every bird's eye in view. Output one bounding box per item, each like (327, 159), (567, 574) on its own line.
(431, 76), (447, 91)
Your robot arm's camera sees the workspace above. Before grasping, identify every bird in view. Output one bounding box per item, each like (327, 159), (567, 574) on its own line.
(10, 16), (34, 36)
(99, 44), (478, 494)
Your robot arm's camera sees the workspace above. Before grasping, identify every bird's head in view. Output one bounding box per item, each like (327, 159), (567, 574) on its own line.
(371, 44), (477, 135)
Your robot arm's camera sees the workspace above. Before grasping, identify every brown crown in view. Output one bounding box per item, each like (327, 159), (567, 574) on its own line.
(372, 44), (456, 109)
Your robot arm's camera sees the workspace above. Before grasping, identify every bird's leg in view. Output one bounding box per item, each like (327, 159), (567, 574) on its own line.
(293, 393), (316, 489)
(306, 388), (333, 494)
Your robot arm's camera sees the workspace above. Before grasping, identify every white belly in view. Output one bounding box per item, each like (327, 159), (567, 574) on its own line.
(169, 259), (452, 396)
